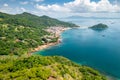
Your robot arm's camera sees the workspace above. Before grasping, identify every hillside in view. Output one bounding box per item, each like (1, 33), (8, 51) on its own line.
(0, 12), (78, 56)
(0, 55), (106, 80)
(0, 23), (49, 55)
(0, 12), (78, 28)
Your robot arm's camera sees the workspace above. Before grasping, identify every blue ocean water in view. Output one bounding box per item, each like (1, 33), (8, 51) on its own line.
(36, 19), (120, 79)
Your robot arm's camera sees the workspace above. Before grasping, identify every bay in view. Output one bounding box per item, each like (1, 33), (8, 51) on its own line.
(36, 18), (120, 79)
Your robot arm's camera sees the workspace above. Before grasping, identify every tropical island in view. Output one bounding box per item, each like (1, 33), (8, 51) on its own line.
(89, 23), (108, 31)
(0, 12), (106, 80)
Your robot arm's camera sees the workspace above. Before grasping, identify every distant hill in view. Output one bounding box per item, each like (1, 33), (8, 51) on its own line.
(65, 16), (120, 19)
(0, 12), (78, 27)
(89, 23), (108, 31)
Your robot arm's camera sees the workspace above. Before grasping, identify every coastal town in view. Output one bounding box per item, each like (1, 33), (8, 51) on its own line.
(45, 26), (70, 37)
(30, 26), (71, 54)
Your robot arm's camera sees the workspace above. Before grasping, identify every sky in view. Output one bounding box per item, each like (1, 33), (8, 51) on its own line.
(0, 0), (120, 18)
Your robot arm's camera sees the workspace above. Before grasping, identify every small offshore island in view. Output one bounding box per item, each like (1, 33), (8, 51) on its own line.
(0, 12), (106, 80)
(89, 23), (108, 31)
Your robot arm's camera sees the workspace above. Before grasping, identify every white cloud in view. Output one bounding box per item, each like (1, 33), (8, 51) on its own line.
(3, 3), (8, 7)
(36, 4), (70, 12)
(0, 0), (120, 18)
(20, 1), (29, 5)
(34, 0), (44, 2)
(0, 6), (27, 14)
(95, 0), (120, 12)
(0, 7), (12, 14)
(35, 0), (120, 13)
(20, 7), (26, 12)
(116, 0), (120, 6)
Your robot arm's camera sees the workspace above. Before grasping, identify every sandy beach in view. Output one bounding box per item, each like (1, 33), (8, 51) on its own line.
(31, 42), (59, 54)
(29, 27), (71, 55)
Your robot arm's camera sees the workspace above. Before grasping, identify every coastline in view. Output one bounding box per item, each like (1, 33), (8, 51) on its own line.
(29, 27), (71, 55)
(30, 41), (59, 54)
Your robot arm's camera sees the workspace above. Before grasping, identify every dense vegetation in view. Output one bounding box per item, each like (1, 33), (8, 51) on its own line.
(89, 23), (108, 31)
(0, 12), (106, 80)
(0, 12), (77, 56)
(0, 55), (106, 80)
(0, 24), (49, 55)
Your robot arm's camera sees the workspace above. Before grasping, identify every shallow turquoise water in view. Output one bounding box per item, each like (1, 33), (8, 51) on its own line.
(36, 19), (120, 79)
